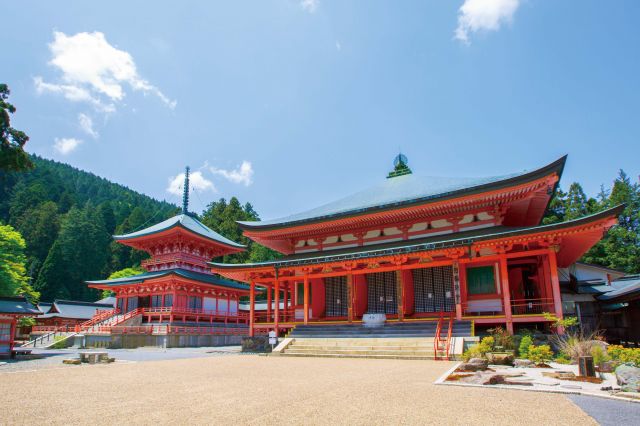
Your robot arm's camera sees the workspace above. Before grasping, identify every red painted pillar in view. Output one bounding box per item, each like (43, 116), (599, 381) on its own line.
(303, 274), (309, 325)
(267, 285), (272, 322)
(547, 248), (565, 332)
(274, 278), (280, 334)
(249, 281), (255, 337)
(499, 256), (514, 334)
(347, 273), (354, 323)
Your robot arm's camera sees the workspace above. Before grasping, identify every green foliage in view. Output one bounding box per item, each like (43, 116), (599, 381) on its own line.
(590, 345), (610, 367)
(462, 336), (494, 361)
(0, 223), (39, 302)
(527, 345), (554, 364)
(51, 335), (68, 349)
(554, 353), (572, 364)
(543, 312), (579, 329)
(518, 335), (533, 358)
(200, 197), (281, 264)
(487, 326), (514, 350)
(108, 267), (145, 280)
(545, 172), (640, 274)
(0, 84), (33, 172)
(18, 316), (36, 327)
(607, 345), (640, 367)
(0, 156), (178, 301)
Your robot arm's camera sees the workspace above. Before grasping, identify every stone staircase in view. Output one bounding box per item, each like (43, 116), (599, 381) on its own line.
(277, 320), (472, 360)
(281, 337), (438, 360)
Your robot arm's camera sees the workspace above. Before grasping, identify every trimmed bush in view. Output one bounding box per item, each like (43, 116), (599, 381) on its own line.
(518, 335), (533, 358)
(608, 345), (640, 367)
(527, 344), (554, 364)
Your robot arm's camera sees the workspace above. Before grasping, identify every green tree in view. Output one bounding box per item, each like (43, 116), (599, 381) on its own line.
(0, 84), (33, 172)
(0, 224), (39, 302)
(101, 266), (145, 298)
(201, 197), (280, 264)
(542, 187), (567, 225)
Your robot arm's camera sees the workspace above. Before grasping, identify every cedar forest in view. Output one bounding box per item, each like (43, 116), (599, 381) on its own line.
(0, 85), (639, 304)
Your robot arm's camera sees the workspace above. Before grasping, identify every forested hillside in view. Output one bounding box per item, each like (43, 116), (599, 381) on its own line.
(0, 155), (179, 301)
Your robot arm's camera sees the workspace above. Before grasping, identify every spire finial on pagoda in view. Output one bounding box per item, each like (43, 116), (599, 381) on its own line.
(182, 166), (190, 214)
(387, 153), (412, 178)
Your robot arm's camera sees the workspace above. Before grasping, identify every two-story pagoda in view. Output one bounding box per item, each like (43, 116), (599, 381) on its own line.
(210, 155), (622, 336)
(86, 168), (250, 346)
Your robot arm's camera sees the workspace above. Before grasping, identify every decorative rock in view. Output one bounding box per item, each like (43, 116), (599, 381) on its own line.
(362, 313), (386, 328)
(599, 360), (615, 373)
(459, 358), (489, 372)
(514, 359), (534, 368)
(486, 352), (514, 365)
(615, 364), (640, 393)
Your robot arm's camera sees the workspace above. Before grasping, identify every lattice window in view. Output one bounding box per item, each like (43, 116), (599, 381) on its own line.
(412, 266), (454, 313)
(325, 276), (348, 317)
(366, 272), (398, 314)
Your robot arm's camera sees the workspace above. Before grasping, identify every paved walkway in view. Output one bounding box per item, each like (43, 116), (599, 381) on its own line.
(568, 394), (639, 426)
(0, 355), (604, 425)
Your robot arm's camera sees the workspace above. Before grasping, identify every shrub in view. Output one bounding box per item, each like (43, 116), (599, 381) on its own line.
(487, 326), (514, 350)
(607, 345), (640, 367)
(554, 353), (572, 364)
(462, 337), (494, 361)
(51, 335), (68, 349)
(527, 345), (554, 364)
(518, 335), (533, 358)
(590, 345), (610, 367)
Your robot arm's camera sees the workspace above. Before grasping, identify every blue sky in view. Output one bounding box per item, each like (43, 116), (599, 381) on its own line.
(3, 1), (639, 220)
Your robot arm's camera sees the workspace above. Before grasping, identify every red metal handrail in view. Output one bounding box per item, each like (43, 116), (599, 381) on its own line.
(445, 312), (454, 360)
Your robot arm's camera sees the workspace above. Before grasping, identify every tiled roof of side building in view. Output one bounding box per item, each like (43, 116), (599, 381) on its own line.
(596, 275), (640, 302)
(42, 300), (115, 320)
(213, 205), (624, 270)
(238, 156), (567, 230)
(0, 296), (41, 315)
(114, 214), (246, 249)
(86, 268), (250, 291)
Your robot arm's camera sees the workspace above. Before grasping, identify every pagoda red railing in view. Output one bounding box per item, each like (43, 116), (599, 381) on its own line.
(88, 325), (248, 336)
(142, 307), (249, 323)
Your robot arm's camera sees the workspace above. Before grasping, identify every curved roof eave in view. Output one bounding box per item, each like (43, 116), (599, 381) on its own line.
(213, 203), (622, 270)
(114, 214), (246, 249)
(238, 155), (567, 232)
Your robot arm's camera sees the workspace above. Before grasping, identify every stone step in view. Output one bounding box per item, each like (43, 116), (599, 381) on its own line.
(290, 339), (434, 346)
(280, 352), (437, 360)
(285, 348), (436, 356)
(289, 344), (434, 351)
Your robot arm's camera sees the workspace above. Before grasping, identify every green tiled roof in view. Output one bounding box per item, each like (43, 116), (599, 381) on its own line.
(115, 214), (245, 249)
(0, 296), (41, 315)
(86, 268), (250, 291)
(214, 205), (623, 270)
(238, 156), (566, 230)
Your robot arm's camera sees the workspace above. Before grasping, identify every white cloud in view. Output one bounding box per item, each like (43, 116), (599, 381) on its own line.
(34, 31), (175, 111)
(53, 137), (82, 155)
(166, 171), (216, 196)
(454, 0), (520, 44)
(78, 113), (98, 138)
(209, 161), (254, 186)
(301, 0), (319, 13)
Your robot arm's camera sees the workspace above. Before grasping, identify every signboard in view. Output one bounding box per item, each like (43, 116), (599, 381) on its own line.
(269, 337), (277, 345)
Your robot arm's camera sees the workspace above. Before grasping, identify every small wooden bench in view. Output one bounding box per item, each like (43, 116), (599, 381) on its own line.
(78, 351), (109, 364)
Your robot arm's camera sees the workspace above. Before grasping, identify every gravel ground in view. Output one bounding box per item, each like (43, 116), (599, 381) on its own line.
(0, 346), (241, 372)
(0, 356), (597, 425)
(568, 394), (640, 425)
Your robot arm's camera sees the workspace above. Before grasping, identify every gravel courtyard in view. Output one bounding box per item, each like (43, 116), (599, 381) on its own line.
(0, 354), (604, 425)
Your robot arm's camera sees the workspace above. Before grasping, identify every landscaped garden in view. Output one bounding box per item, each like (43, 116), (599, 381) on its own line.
(440, 313), (640, 399)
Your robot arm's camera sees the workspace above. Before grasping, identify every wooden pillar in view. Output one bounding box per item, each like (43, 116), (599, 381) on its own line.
(249, 281), (255, 337)
(267, 286), (272, 321)
(303, 274), (309, 325)
(547, 248), (565, 332)
(395, 270), (404, 321)
(347, 273), (354, 323)
(274, 278), (280, 334)
(499, 255), (514, 334)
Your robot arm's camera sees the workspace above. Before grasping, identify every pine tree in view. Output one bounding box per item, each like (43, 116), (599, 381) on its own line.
(0, 223), (37, 301)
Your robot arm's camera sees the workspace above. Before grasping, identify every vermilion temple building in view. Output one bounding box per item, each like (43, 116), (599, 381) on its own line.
(211, 155), (622, 339)
(82, 168), (250, 347)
